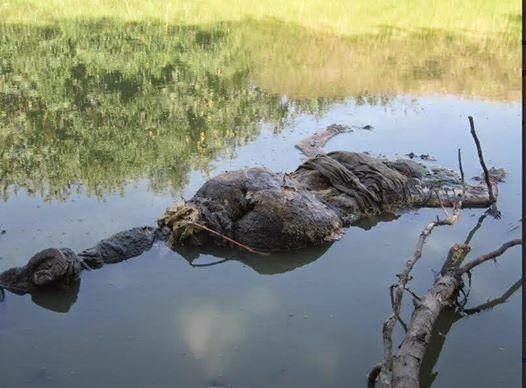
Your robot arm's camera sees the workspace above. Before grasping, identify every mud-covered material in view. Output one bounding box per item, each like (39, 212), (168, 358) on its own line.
(159, 151), (499, 252)
(0, 226), (164, 296)
(0, 248), (82, 293)
(78, 226), (160, 267)
(159, 167), (343, 251)
(0, 150), (503, 293)
(296, 152), (412, 214)
(384, 159), (429, 179)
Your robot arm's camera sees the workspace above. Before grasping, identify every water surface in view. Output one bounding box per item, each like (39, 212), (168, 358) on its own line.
(0, 19), (521, 387)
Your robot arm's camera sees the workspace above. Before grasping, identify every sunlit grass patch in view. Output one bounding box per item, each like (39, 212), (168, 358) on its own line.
(1, 0), (520, 40)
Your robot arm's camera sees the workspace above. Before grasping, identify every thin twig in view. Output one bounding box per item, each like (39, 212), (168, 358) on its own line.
(404, 287), (421, 301)
(189, 258), (230, 267)
(464, 211), (489, 245)
(457, 147), (465, 195)
(187, 221), (270, 256)
(468, 116), (495, 202)
(458, 239), (522, 274)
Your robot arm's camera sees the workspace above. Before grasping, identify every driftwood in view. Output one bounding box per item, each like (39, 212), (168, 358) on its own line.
(368, 117), (522, 387)
(295, 123), (373, 156)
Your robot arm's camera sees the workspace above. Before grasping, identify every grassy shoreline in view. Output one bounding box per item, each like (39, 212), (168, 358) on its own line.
(1, 0), (520, 39)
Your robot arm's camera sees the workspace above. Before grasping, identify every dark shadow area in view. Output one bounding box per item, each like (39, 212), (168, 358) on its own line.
(0, 279), (80, 313)
(176, 242), (332, 275)
(420, 278), (522, 387)
(29, 279), (80, 313)
(351, 212), (400, 230)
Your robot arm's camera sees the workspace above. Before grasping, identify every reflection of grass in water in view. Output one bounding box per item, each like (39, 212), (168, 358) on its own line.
(239, 20), (520, 100)
(0, 20), (298, 200)
(0, 4), (520, 200)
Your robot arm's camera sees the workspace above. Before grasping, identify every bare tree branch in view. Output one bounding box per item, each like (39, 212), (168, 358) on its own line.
(375, 148), (467, 386)
(468, 116), (495, 202)
(464, 210), (489, 245)
(458, 239), (522, 274)
(367, 117), (516, 387)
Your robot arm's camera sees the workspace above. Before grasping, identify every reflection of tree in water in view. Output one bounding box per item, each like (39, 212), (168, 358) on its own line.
(0, 18), (519, 202)
(177, 243), (332, 275)
(0, 20), (303, 201)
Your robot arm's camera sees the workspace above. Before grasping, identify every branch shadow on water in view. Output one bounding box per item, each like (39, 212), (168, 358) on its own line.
(419, 278), (522, 387)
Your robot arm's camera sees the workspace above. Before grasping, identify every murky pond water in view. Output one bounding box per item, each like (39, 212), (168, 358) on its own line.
(0, 20), (521, 387)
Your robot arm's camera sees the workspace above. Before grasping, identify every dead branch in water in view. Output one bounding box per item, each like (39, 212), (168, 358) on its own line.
(468, 116), (495, 202)
(390, 239), (520, 388)
(458, 239), (522, 274)
(368, 116), (521, 387)
(295, 123), (377, 157)
(376, 149), (465, 386)
(295, 124), (353, 157)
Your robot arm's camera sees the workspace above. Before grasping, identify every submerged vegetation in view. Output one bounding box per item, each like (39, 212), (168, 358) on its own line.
(0, 1), (520, 200)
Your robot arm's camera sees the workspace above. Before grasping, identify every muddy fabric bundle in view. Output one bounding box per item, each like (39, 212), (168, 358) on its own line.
(1, 150), (500, 293)
(158, 167), (343, 251)
(158, 151), (475, 251)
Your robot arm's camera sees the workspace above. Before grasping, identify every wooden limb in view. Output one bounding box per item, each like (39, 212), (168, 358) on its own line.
(368, 363), (383, 386)
(369, 123), (514, 386)
(371, 136), (509, 386)
(457, 239), (522, 274)
(457, 147), (465, 195)
(468, 116), (495, 202)
(391, 272), (464, 388)
(378, 203), (463, 385)
(295, 124), (352, 157)
(387, 240), (521, 388)
(420, 278), (521, 385)
(463, 210), (489, 245)
(375, 149), (467, 386)
(187, 221), (270, 256)
(440, 243), (470, 276)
